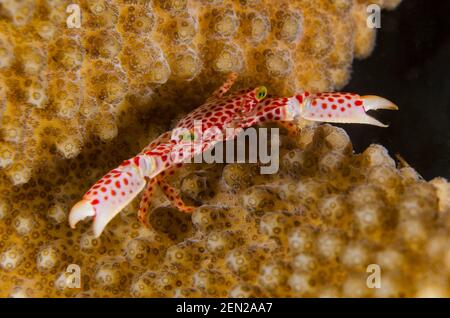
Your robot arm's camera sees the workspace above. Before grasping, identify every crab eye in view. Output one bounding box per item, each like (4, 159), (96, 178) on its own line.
(255, 86), (267, 101)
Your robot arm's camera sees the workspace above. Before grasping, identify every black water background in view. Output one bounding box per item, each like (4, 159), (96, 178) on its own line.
(344, 0), (450, 180)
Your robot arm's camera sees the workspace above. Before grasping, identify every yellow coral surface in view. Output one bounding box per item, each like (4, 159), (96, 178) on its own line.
(0, 0), (400, 184)
(1, 121), (449, 298)
(4, 0), (448, 299)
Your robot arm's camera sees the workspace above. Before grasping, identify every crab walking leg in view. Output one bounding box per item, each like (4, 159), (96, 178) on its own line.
(137, 163), (188, 225)
(138, 177), (158, 226)
(139, 134), (232, 220)
(275, 121), (300, 136)
(210, 72), (238, 99)
(69, 153), (167, 237)
(157, 177), (195, 213)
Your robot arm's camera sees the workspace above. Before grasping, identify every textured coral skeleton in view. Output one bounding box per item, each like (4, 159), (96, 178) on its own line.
(3, 0), (450, 299)
(0, 0), (402, 185)
(69, 73), (397, 237)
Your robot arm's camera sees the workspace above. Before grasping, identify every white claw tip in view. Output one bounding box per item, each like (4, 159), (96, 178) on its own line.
(362, 95), (399, 111)
(69, 199), (96, 229)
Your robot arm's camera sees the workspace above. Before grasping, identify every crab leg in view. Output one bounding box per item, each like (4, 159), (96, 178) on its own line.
(299, 93), (398, 127)
(69, 149), (170, 237)
(209, 72), (238, 99)
(138, 177), (158, 226)
(137, 163), (193, 225)
(246, 93), (397, 127)
(69, 125), (182, 237)
(275, 121), (300, 136)
(157, 177), (195, 213)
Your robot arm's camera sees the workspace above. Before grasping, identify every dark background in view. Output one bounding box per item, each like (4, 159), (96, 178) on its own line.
(344, 0), (450, 180)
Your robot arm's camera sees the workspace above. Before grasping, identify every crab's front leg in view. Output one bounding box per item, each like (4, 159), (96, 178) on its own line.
(248, 93), (398, 128)
(69, 128), (180, 237)
(69, 154), (164, 237)
(296, 93), (398, 127)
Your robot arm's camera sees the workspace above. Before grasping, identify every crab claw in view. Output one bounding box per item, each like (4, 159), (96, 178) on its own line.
(69, 197), (132, 238)
(69, 199), (96, 230)
(361, 95), (399, 111)
(68, 157), (149, 238)
(300, 93), (398, 127)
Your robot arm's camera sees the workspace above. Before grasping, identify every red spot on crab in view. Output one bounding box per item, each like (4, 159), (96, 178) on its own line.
(124, 178), (129, 185)
(92, 199), (99, 205)
(115, 181), (121, 188)
(322, 103), (328, 109)
(355, 100), (363, 106)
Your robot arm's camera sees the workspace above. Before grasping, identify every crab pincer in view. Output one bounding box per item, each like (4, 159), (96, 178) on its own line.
(69, 155), (157, 237)
(297, 93), (398, 127)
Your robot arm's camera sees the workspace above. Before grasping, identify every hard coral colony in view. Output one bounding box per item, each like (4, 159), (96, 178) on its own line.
(0, 0), (449, 299)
